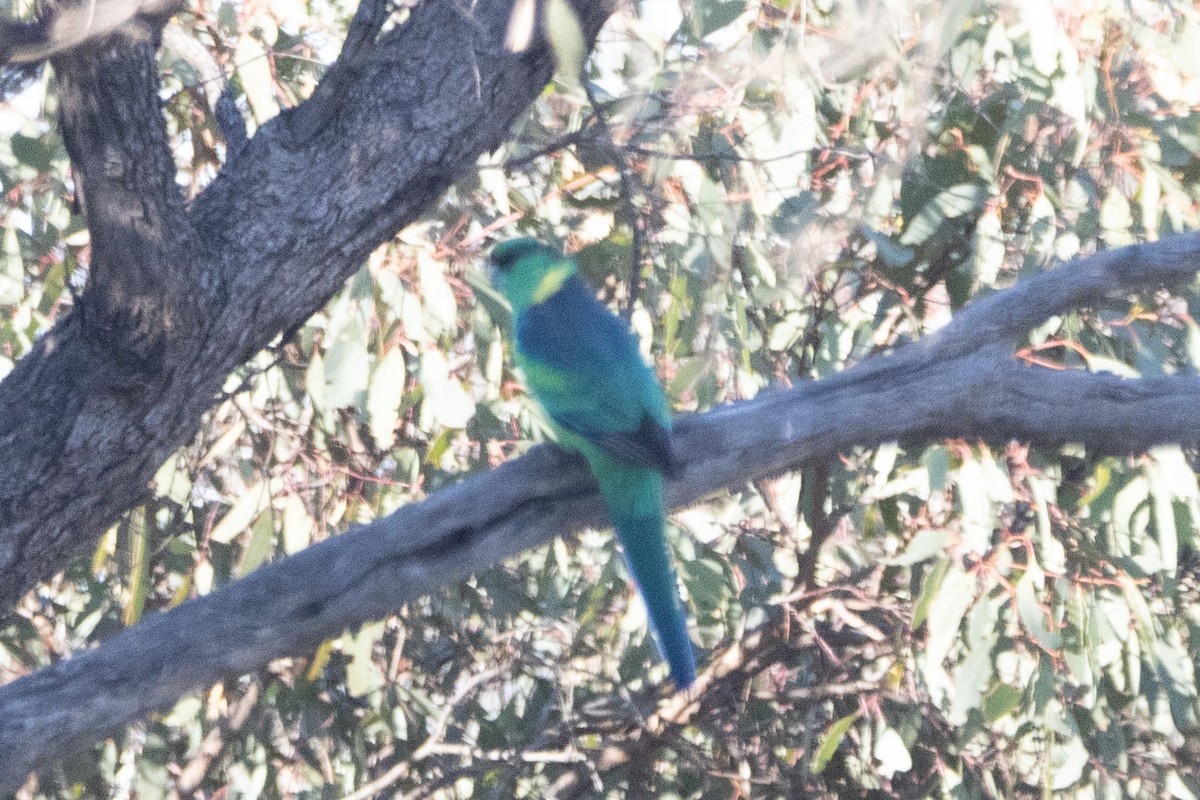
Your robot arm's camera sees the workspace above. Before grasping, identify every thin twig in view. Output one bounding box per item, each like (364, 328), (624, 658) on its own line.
(502, 119), (599, 169)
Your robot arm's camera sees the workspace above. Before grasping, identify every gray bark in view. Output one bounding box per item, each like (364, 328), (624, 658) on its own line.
(3, 233), (1200, 791)
(0, 0), (614, 611)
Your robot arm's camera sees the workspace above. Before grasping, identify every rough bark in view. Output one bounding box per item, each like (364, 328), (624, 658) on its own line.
(3, 234), (1200, 791)
(0, 0), (615, 611)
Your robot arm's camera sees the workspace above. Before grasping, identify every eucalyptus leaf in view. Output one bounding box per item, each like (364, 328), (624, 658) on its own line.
(368, 347), (407, 449)
(813, 712), (859, 773)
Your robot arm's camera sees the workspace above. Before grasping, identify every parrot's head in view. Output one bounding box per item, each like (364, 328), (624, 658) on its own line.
(488, 238), (577, 312)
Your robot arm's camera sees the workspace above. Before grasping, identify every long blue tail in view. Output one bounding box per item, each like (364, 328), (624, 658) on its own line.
(600, 468), (697, 690)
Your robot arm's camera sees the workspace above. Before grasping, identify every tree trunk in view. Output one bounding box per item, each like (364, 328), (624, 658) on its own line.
(0, 0), (615, 611)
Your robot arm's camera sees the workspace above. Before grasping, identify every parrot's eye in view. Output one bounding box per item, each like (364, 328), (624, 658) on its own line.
(489, 239), (543, 273)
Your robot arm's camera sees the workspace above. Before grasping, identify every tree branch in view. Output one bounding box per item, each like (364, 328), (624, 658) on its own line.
(0, 0), (615, 611)
(53, 24), (203, 374)
(3, 234), (1200, 792)
(0, 18), (207, 619)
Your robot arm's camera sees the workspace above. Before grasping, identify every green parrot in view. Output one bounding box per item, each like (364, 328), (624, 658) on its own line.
(488, 238), (697, 690)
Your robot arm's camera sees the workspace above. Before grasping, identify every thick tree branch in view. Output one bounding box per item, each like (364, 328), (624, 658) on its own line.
(54, 28), (203, 373)
(849, 233), (1200, 384)
(0, 0), (614, 611)
(3, 235), (1200, 791)
(0, 21), (207, 619)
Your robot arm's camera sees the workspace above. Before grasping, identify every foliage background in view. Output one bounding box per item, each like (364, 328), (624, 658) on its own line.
(3, 0), (1200, 796)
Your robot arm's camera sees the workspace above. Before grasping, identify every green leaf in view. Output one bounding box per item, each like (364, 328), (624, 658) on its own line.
(1016, 0), (1059, 75)
(912, 558), (949, 630)
(1049, 734), (1090, 791)
(239, 510), (275, 574)
(504, 0), (536, 52)
(693, 0), (746, 38)
(982, 683), (1024, 722)
(666, 355), (710, 401)
(368, 347), (407, 449)
(886, 529), (951, 566)
(813, 712), (859, 773)
(899, 183), (988, 247)
(1, 217), (24, 305)
(122, 507), (149, 627)
(10, 133), (51, 173)
(465, 267), (512, 331)
(418, 253), (459, 339)
(425, 427), (454, 465)
(419, 349), (476, 431)
(925, 563), (976, 671)
(681, 556), (728, 615)
(543, 0), (585, 88)
(767, 312), (804, 351)
(346, 621), (387, 697)
(305, 349), (327, 409)
(1118, 574), (1156, 649)
(281, 494), (313, 555)
(1015, 561), (1062, 650)
(862, 227), (915, 269)
(234, 34), (279, 124)
(873, 723), (912, 778)
(922, 446), (950, 493)
(211, 482), (267, 544)
(324, 315), (371, 410)
(951, 628), (997, 721)
(1099, 189), (1134, 247)
(1154, 635), (1200, 732)
(152, 456), (192, 507)
(771, 192), (821, 236)
(1083, 353), (1139, 378)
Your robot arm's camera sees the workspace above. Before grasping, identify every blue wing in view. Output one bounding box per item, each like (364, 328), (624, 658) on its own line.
(515, 277), (677, 473)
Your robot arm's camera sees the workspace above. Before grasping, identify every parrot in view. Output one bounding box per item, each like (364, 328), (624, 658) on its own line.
(487, 238), (698, 690)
